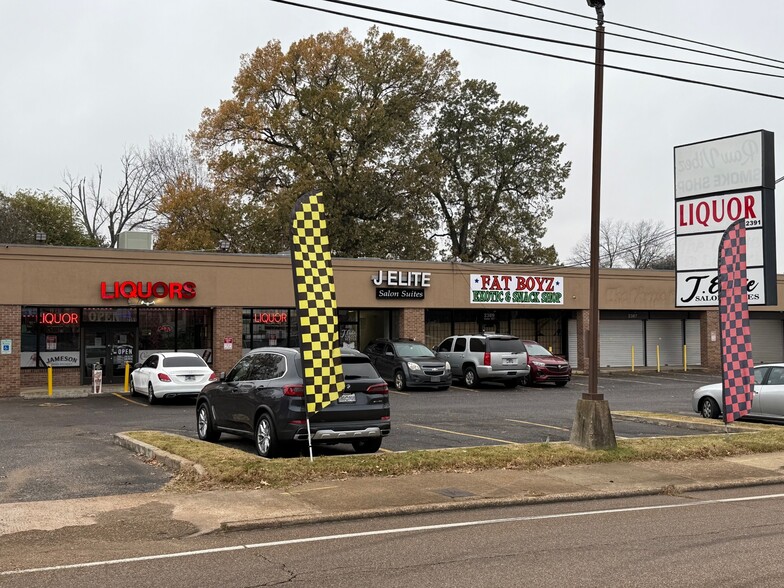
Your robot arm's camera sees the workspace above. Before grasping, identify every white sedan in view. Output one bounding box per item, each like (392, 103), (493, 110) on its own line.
(692, 363), (784, 420)
(130, 352), (216, 404)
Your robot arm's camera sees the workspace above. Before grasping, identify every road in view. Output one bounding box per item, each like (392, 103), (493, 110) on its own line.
(2, 483), (784, 586)
(0, 370), (723, 503)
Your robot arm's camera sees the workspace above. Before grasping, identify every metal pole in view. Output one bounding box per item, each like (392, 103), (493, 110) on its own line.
(585, 20), (605, 402)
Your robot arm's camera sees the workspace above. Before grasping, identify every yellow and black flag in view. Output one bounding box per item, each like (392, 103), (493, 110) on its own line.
(290, 190), (345, 414)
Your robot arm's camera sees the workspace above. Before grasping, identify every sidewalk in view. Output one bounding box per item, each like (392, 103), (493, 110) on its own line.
(3, 435), (784, 538)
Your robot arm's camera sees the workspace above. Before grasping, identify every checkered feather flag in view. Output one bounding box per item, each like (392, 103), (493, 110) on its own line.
(290, 190), (345, 416)
(718, 218), (754, 424)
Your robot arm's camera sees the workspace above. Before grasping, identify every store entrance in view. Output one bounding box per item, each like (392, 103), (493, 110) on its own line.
(83, 326), (137, 384)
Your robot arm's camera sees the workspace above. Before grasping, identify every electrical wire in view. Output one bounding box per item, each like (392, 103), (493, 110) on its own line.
(449, 0), (784, 75)
(268, 0), (784, 101)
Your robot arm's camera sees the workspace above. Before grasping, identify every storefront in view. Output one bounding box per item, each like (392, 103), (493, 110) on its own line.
(1, 243), (783, 397)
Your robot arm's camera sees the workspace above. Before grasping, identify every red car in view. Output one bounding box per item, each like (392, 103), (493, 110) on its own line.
(520, 340), (571, 387)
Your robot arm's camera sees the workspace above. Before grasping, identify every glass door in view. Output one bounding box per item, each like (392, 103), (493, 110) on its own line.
(83, 327), (137, 384)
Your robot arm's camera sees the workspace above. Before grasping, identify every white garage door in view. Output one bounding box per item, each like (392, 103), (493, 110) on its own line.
(685, 319), (701, 366)
(750, 319), (784, 364)
(600, 320), (644, 367)
(646, 320), (683, 368)
(568, 319), (577, 368)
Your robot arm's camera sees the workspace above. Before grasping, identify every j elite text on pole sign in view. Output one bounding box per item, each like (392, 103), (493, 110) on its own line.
(674, 130), (776, 307)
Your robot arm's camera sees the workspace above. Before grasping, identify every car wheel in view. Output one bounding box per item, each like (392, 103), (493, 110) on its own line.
(394, 370), (407, 391)
(555, 381), (568, 388)
(254, 414), (279, 458)
(196, 402), (221, 442)
(700, 397), (720, 419)
(352, 437), (382, 454)
(147, 383), (157, 405)
(464, 366), (479, 388)
(520, 374), (531, 387)
(129, 379), (137, 397)
(503, 380), (518, 389)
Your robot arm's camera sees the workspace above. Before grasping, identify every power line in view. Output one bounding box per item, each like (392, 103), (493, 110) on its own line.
(268, 0), (784, 101)
(503, 0), (784, 68)
(448, 0), (784, 76)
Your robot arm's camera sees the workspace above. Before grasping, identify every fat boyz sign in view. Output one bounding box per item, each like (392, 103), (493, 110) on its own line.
(470, 274), (564, 305)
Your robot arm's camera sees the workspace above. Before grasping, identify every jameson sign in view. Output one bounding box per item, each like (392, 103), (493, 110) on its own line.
(470, 274), (563, 305)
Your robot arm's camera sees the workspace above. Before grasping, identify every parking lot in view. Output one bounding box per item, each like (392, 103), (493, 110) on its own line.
(0, 370), (726, 503)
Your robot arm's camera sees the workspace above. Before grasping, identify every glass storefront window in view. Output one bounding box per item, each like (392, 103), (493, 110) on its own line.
(139, 308), (176, 354)
(21, 307), (81, 368)
(242, 308), (299, 354)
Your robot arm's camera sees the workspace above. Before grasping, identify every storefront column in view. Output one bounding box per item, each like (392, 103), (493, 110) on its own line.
(575, 309), (590, 372)
(213, 307), (243, 375)
(398, 308), (425, 343)
(700, 309), (721, 372)
(0, 305), (21, 397)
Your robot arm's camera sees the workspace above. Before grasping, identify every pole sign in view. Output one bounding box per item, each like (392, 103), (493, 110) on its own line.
(674, 130), (776, 306)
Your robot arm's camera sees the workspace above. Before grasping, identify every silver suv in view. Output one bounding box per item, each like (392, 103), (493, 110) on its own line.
(434, 334), (529, 388)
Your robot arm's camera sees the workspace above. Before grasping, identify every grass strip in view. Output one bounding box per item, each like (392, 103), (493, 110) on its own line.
(127, 425), (784, 492)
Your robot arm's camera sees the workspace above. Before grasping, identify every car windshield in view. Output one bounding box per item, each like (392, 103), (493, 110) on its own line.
(486, 338), (524, 353)
(393, 342), (434, 357)
(525, 343), (552, 356)
(162, 356), (208, 368)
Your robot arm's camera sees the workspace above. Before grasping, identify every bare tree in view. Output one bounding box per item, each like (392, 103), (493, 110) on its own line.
(570, 219), (628, 268)
(570, 218), (674, 269)
(58, 138), (202, 248)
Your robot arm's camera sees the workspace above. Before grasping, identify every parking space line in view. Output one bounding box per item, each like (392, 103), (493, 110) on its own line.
(391, 390), (410, 396)
(506, 418), (569, 432)
(113, 393), (147, 406)
(405, 424), (516, 444)
(597, 376), (666, 386)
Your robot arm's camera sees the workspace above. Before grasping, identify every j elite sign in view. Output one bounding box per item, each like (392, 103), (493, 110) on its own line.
(674, 130), (777, 307)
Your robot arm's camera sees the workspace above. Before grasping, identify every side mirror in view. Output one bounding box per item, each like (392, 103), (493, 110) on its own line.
(385, 351), (394, 357)
(219, 371), (226, 382)
(133, 362), (142, 370)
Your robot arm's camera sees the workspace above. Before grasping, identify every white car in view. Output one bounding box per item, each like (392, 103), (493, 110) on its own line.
(130, 352), (216, 404)
(693, 363), (784, 420)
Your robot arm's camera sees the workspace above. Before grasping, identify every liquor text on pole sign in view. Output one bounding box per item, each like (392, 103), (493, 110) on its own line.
(469, 274), (564, 305)
(673, 130), (776, 307)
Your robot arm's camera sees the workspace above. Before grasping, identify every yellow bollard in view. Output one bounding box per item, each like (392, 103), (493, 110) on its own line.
(656, 345), (661, 372)
(47, 364), (53, 397)
(124, 362), (130, 393)
(631, 345), (635, 372)
(683, 344), (687, 372)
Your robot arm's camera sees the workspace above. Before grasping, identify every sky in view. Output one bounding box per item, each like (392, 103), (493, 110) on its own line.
(3, 0), (784, 268)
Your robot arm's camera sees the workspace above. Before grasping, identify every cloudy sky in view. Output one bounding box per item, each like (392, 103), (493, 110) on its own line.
(3, 0), (783, 267)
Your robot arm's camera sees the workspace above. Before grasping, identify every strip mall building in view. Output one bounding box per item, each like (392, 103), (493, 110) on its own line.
(1, 244), (783, 397)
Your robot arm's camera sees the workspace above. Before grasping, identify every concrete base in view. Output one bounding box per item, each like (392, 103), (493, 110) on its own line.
(570, 398), (617, 450)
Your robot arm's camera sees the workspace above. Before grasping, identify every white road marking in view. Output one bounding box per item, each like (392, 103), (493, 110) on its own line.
(506, 419), (569, 432)
(405, 424), (515, 444)
(5, 491), (784, 576)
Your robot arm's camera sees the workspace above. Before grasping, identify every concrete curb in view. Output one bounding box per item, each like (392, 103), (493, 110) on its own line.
(220, 475), (784, 533)
(611, 413), (764, 433)
(113, 432), (207, 478)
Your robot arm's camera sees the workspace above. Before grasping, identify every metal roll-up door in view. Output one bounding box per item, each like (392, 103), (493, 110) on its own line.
(646, 319), (683, 368)
(685, 319), (701, 366)
(750, 319), (784, 364)
(568, 319), (577, 368)
(599, 320), (644, 367)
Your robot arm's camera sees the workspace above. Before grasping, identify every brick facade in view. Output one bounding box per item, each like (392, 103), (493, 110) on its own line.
(700, 310), (721, 371)
(398, 308), (425, 343)
(0, 305), (21, 397)
(212, 307), (243, 375)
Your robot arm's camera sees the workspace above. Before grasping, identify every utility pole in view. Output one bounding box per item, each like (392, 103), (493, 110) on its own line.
(570, 0), (617, 450)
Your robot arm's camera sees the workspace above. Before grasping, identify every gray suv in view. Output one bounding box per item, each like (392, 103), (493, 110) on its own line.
(434, 334), (529, 388)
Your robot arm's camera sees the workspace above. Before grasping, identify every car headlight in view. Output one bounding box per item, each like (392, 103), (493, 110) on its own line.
(445, 361), (451, 372)
(407, 361), (422, 371)
(532, 360), (546, 367)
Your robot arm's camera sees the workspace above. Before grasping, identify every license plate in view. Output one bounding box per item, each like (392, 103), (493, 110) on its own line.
(185, 375), (196, 381)
(338, 393), (356, 404)
(430, 376), (440, 382)
(503, 358), (516, 365)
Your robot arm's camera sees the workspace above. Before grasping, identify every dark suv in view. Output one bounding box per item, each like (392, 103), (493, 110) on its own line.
(434, 334), (529, 388)
(196, 347), (390, 457)
(363, 338), (452, 391)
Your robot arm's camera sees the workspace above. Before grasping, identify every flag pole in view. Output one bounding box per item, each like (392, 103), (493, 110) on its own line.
(306, 416), (314, 462)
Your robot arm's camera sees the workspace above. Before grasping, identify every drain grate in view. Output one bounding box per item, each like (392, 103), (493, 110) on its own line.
(436, 487), (476, 498)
